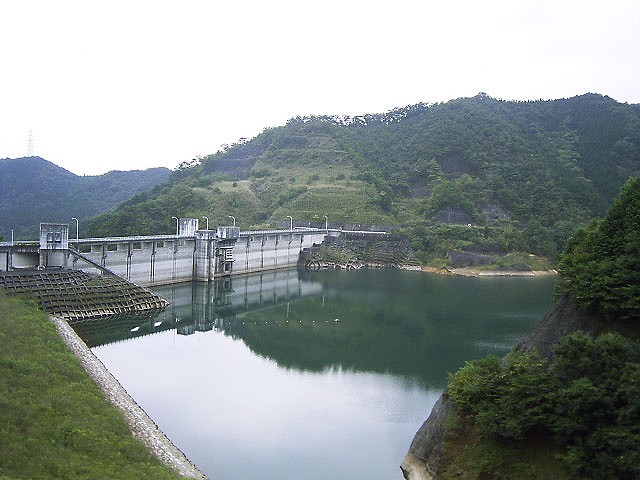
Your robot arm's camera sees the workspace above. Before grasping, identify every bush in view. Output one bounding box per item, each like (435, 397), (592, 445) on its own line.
(449, 352), (552, 440)
(448, 355), (502, 417)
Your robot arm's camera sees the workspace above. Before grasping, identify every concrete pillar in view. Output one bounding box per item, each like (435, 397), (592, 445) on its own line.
(194, 230), (216, 282)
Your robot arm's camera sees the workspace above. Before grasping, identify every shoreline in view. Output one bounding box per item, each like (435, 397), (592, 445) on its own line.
(50, 315), (208, 479)
(414, 265), (558, 277)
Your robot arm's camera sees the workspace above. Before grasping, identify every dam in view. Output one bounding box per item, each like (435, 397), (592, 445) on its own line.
(0, 218), (386, 286)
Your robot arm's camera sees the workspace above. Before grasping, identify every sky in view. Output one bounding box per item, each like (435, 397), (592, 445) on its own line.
(1, 0), (639, 176)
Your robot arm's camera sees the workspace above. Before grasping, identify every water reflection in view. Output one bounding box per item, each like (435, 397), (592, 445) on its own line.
(73, 270), (322, 347)
(79, 268), (555, 480)
(76, 269), (554, 387)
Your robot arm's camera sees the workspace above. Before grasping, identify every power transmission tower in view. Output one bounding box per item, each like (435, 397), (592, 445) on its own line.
(27, 130), (34, 156)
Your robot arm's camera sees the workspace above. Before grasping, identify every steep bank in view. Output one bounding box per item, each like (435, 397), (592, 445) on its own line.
(0, 269), (169, 321)
(515, 296), (640, 357)
(400, 395), (453, 480)
(400, 295), (627, 479)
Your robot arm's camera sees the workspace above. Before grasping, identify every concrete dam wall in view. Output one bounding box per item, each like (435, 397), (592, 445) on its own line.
(69, 229), (329, 286)
(1, 220), (385, 288)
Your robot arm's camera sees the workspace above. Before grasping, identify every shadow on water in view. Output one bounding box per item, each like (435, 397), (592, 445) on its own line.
(73, 268), (555, 387)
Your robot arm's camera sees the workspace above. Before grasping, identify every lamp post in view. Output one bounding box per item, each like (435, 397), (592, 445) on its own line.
(229, 215), (236, 227)
(286, 215), (293, 231)
(323, 215), (328, 232)
(71, 217), (79, 247)
(202, 216), (209, 230)
(171, 216), (179, 235)
(11, 229), (14, 246)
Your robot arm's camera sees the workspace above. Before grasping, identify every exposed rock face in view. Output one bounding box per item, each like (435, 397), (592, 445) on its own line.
(515, 295), (603, 358)
(516, 295), (639, 357)
(481, 203), (512, 222)
(306, 233), (421, 268)
(435, 208), (475, 226)
(400, 395), (452, 480)
(446, 250), (494, 268)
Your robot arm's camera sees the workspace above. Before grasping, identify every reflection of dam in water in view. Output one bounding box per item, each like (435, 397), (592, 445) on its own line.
(72, 269), (322, 347)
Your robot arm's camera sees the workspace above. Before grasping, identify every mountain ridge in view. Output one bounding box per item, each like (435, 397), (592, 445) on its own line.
(0, 156), (170, 241)
(83, 93), (640, 268)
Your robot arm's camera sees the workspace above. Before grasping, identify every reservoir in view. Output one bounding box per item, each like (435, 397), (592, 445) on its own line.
(73, 268), (555, 480)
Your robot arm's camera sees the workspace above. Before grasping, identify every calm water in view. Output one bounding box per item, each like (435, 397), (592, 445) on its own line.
(74, 269), (555, 480)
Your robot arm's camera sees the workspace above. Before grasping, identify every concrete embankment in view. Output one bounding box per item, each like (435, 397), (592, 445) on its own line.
(50, 315), (207, 479)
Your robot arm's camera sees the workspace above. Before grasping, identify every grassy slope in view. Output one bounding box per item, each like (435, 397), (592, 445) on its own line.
(232, 129), (398, 226)
(0, 292), (181, 480)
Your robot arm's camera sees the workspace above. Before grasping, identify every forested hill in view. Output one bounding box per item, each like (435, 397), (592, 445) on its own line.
(420, 177), (640, 480)
(0, 157), (170, 241)
(85, 93), (640, 266)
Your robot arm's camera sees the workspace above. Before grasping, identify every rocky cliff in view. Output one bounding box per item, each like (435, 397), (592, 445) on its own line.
(400, 394), (452, 480)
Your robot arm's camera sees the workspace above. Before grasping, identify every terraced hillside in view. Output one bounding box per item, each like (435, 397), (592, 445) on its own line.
(84, 93), (640, 268)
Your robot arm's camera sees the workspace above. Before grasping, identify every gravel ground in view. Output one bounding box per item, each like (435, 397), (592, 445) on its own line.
(50, 315), (208, 479)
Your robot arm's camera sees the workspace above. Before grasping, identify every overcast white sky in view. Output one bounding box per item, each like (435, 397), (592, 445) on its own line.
(1, 0), (639, 176)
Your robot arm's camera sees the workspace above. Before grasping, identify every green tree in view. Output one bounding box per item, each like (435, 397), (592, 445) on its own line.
(549, 333), (640, 479)
(448, 351), (553, 440)
(557, 177), (640, 320)
(448, 333), (640, 478)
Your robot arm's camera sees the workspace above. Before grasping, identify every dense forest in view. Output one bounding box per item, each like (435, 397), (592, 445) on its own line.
(81, 93), (640, 267)
(0, 157), (169, 241)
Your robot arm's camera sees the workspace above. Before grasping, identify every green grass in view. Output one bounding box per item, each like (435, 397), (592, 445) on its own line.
(279, 185), (396, 225)
(0, 292), (182, 479)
